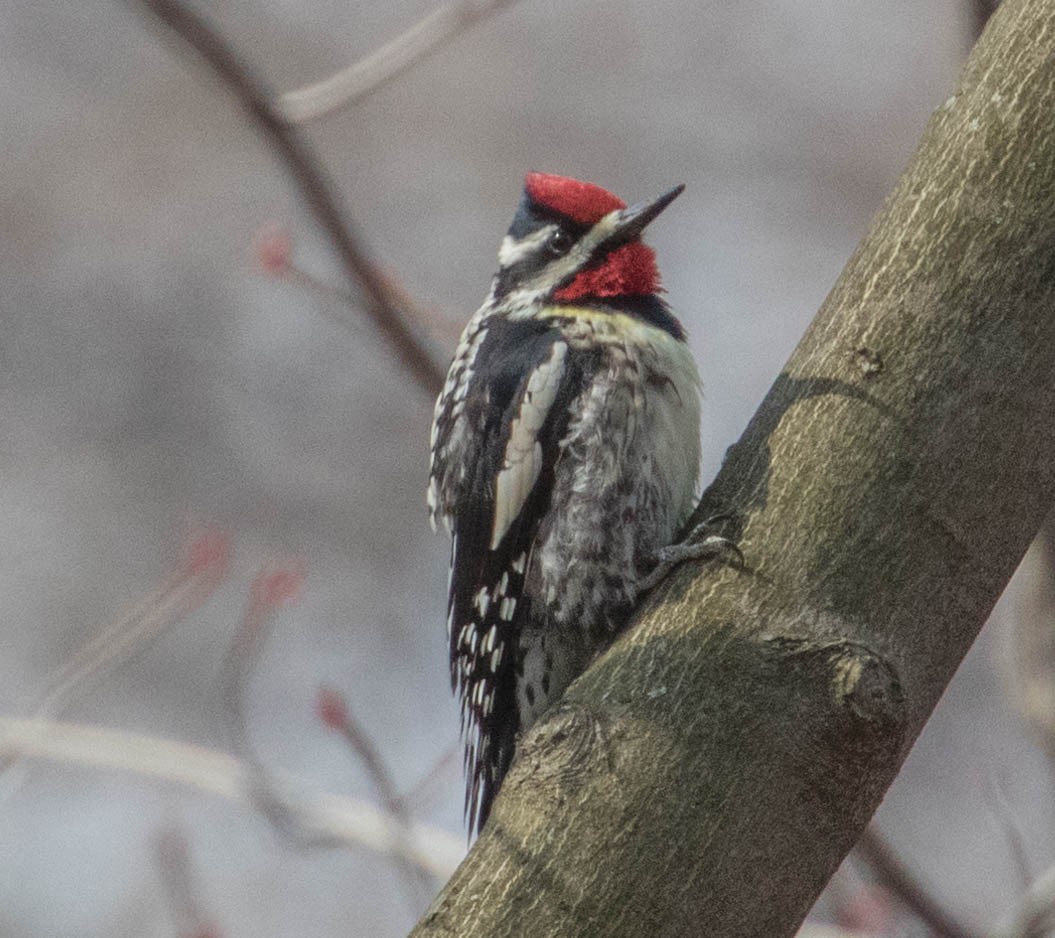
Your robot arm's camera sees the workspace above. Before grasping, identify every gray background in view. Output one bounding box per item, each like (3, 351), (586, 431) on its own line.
(0, 1), (1047, 935)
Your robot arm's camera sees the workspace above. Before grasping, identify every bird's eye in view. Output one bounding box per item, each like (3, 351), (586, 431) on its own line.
(548, 229), (573, 256)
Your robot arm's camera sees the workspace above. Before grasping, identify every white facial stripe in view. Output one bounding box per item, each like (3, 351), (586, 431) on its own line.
(497, 226), (557, 267)
(513, 208), (624, 299)
(491, 340), (568, 549)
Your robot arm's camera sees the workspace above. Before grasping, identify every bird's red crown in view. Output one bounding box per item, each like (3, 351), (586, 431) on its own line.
(524, 172), (626, 225)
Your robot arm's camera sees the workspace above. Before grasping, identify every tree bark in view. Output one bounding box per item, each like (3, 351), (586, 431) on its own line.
(411, 1), (1055, 935)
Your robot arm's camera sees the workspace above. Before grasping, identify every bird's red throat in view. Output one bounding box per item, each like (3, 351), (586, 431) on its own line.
(553, 241), (661, 302)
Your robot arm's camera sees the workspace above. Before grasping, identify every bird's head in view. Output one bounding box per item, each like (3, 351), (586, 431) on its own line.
(491, 173), (684, 309)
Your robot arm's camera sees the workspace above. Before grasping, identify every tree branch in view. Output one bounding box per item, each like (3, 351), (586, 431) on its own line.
(277, 0), (519, 124)
(971, 0), (1003, 41)
(854, 828), (980, 938)
(132, 0), (446, 396)
(1004, 863), (1055, 938)
(1004, 508), (1055, 759)
(0, 716), (464, 878)
(411, 0), (1055, 934)
(154, 826), (221, 938)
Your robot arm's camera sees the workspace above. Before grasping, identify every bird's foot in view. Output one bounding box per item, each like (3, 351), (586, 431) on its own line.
(636, 514), (743, 595)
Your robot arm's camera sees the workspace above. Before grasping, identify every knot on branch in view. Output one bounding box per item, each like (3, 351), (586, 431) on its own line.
(512, 703), (609, 789)
(749, 634), (907, 827)
(829, 641), (904, 728)
(764, 635), (907, 758)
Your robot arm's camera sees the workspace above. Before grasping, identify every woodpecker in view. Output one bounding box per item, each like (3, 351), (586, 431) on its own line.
(428, 173), (729, 833)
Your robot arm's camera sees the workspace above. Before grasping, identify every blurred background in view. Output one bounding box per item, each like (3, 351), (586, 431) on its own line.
(0, 1), (1049, 935)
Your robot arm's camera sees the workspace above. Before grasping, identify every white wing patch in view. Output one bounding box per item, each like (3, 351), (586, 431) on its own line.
(490, 340), (568, 550)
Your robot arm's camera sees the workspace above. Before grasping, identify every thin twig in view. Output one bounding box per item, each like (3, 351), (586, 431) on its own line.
(218, 566), (304, 751)
(392, 741), (460, 815)
(795, 928), (871, 938)
(1004, 511), (1055, 760)
(316, 687), (401, 813)
(221, 573), (437, 907)
(217, 567), (343, 853)
(253, 223), (464, 346)
(854, 827), (981, 938)
(823, 860), (896, 936)
(154, 826), (222, 938)
(277, 0), (519, 123)
(0, 716), (464, 877)
(1003, 864), (1055, 938)
(132, 0), (446, 396)
(0, 531), (230, 801)
(316, 687), (436, 901)
(37, 531), (230, 719)
(980, 775), (1033, 889)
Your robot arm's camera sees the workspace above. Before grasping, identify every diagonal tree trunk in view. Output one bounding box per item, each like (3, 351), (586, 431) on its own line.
(410, 1), (1055, 935)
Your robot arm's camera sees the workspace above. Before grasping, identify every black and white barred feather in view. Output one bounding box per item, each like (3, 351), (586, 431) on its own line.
(431, 317), (583, 831)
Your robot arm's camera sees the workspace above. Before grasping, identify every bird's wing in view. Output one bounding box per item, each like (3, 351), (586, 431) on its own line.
(431, 318), (580, 832)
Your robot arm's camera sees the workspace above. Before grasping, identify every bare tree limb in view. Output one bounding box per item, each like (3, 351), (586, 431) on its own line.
(0, 531), (229, 803)
(411, 0), (1055, 934)
(132, 0), (446, 397)
(154, 826), (222, 938)
(277, 0), (519, 123)
(854, 827), (980, 938)
(979, 776), (1034, 889)
(1004, 509), (1055, 759)
(253, 223), (464, 347)
(0, 716), (464, 878)
(821, 861), (897, 936)
(35, 531), (229, 721)
(795, 929), (871, 938)
(392, 742), (460, 816)
(315, 687), (437, 904)
(217, 570), (438, 908)
(316, 687), (404, 826)
(971, 0), (1003, 41)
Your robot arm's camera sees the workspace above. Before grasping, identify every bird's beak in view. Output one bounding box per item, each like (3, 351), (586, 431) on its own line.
(609, 184), (685, 241)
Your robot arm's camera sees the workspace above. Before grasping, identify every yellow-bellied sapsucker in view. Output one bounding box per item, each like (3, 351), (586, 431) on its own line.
(428, 173), (727, 833)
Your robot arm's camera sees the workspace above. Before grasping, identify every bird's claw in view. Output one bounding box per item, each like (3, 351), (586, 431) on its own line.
(636, 516), (743, 595)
